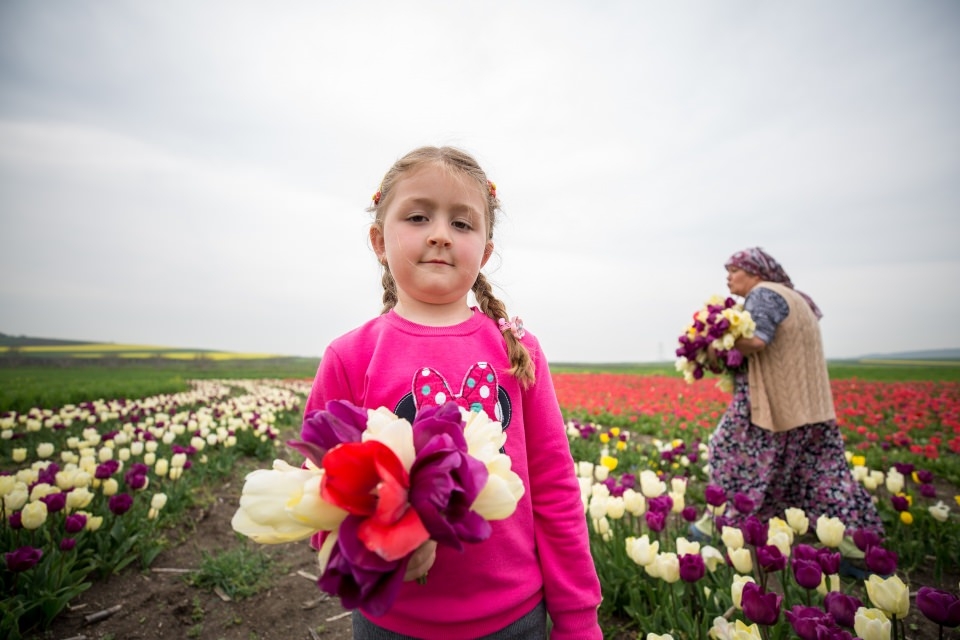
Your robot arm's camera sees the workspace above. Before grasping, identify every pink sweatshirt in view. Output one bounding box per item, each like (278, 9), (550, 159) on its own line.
(304, 309), (602, 639)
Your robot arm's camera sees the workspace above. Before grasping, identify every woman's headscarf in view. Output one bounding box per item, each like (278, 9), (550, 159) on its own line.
(725, 247), (823, 319)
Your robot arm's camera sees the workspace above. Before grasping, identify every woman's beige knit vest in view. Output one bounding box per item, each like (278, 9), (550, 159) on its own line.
(748, 282), (836, 432)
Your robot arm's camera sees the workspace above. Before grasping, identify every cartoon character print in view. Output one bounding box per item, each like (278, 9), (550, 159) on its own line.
(393, 363), (512, 439)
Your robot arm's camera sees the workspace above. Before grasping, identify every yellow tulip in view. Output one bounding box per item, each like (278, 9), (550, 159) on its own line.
(701, 545), (726, 573)
(854, 607), (891, 640)
(231, 460), (347, 544)
(816, 515), (845, 547)
(625, 534), (659, 566)
(850, 455), (866, 467)
(929, 501), (950, 523)
(784, 507), (809, 535)
(865, 574), (909, 618)
(722, 525), (745, 551)
(4, 484), (29, 511)
(655, 552), (680, 584)
(900, 511), (913, 525)
(66, 487), (94, 511)
(21, 500), (49, 529)
(730, 547), (753, 574)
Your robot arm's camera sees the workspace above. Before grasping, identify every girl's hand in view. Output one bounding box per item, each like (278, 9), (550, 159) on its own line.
(403, 540), (437, 582)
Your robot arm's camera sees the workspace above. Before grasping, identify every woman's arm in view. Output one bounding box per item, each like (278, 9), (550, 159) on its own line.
(735, 335), (767, 356)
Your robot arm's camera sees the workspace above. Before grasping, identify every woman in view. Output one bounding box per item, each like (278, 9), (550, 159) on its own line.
(700, 247), (883, 536)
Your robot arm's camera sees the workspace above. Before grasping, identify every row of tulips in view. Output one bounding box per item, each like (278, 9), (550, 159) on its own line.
(567, 417), (960, 639)
(0, 379), (311, 638)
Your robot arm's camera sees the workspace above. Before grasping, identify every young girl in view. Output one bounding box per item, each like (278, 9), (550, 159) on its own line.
(303, 146), (602, 640)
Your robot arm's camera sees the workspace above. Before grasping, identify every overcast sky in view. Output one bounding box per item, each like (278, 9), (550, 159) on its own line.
(1, 1), (958, 363)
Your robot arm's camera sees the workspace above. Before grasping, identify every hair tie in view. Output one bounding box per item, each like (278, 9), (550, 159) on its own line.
(498, 316), (525, 341)
(372, 189), (382, 205)
(487, 180), (497, 198)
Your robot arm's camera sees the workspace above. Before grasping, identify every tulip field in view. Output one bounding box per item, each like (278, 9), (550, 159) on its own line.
(2, 363), (959, 639)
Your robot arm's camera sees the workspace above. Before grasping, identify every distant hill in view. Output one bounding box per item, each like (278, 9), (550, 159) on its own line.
(858, 348), (960, 360)
(0, 332), (96, 347)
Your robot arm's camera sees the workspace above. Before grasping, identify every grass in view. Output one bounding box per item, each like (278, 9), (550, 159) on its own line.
(185, 543), (279, 601)
(0, 358), (320, 413)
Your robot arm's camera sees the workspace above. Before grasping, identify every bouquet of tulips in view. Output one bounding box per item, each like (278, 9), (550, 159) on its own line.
(231, 400), (524, 616)
(675, 295), (756, 391)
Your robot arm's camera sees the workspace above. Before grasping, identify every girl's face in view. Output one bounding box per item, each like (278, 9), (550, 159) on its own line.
(371, 164), (493, 323)
(726, 266), (762, 297)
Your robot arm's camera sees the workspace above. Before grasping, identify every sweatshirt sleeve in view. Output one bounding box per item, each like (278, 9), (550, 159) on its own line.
(522, 341), (602, 640)
(303, 345), (354, 417)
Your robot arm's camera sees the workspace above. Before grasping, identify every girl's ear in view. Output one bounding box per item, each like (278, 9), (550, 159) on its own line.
(481, 241), (494, 268)
(370, 225), (386, 264)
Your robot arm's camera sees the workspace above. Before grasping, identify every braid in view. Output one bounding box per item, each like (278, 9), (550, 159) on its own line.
(380, 266), (398, 314)
(473, 273), (535, 388)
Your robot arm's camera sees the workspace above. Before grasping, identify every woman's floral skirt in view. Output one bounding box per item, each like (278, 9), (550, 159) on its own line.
(707, 375), (883, 534)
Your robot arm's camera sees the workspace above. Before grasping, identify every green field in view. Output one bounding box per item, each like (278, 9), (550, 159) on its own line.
(0, 358), (320, 414)
(2, 358), (959, 414)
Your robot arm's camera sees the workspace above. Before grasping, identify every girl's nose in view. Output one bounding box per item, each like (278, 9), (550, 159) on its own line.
(427, 223), (452, 246)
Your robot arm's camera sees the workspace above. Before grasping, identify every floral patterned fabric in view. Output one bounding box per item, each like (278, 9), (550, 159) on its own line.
(708, 371), (884, 533)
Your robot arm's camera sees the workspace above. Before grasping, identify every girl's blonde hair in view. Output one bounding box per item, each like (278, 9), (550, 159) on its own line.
(368, 146), (535, 387)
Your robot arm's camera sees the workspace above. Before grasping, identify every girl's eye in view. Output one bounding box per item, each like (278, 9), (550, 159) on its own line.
(452, 220), (473, 231)
(406, 214), (428, 223)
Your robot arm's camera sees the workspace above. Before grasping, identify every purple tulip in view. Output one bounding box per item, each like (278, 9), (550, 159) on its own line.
(725, 349), (744, 368)
(4, 546), (43, 572)
(59, 538), (77, 552)
(681, 506), (698, 522)
(95, 459), (121, 479)
(9, 511), (23, 529)
(793, 544), (819, 562)
(408, 403), (490, 550)
(741, 582), (782, 626)
(65, 513), (87, 534)
(890, 495), (910, 511)
(292, 399), (368, 467)
(916, 586), (960, 628)
(784, 605), (835, 640)
(40, 492), (67, 513)
(742, 515), (768, 547)
(757, 545), (787, 573)
(817, 548), (841, 576)
(824, 592), (863, 628)
(733, 492), (756, 516)
(620, 473), (636, 489)
(318, 515), (407, 617)
(915, 469), (934, 484)
(852, 528), (883, 552)
(37, 463), (60, 485)
(864, 546), (898, 576)
(108, 493), (134, 516)
(705, 484), (727, 507)
(791, 557), (823, 590)
(679, 553), (705, 583)
(648, 495), (673, 513)
(645, 511), (666, 532)
(919, 483), (937, 498)
(893, 462), (914, 475)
